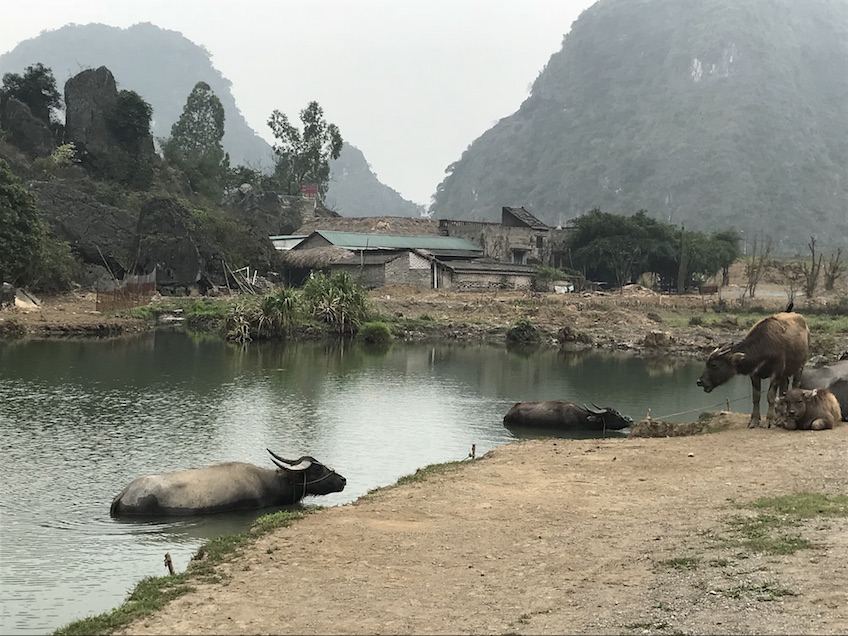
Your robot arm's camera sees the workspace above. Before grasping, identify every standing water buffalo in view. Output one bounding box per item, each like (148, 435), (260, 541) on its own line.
(781, 387), (843, 430)
(110, 450), (346, 517)
(503, 401), (633, 431)
(697, 311), (809, 428)
(800, 359), (848, 420)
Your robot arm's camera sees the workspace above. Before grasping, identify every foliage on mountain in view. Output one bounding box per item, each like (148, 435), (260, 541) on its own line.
(1, 62), (61, 125)
(568, 209), (740, 290)
(324, 143), (425, 217)
(106, 90), (153, 152)
(267, 101), (343, 200)
(161, 81), (228, 200)
(430, 0), (848, 254)
(0, 158), (80, 291)
(0, 23), (272, 170)
(0, 23), (422, 217)
(0, 62), (282, 293)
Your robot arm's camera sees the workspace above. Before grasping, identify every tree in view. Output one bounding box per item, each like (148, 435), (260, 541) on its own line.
(743, 234), (773, 299)
(0, 159), (43, 284)
(267, 101), (343, 198)
(801, 236), (823, 299)
(822, 248), (844, 291)
(0, 159), (80, 291)
(161, 82), (228, 199)
(1, 63), (62, 124)
(106, 90), (153, 152)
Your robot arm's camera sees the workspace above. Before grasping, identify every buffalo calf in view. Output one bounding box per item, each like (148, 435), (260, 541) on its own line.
(781, 388), (842, 431)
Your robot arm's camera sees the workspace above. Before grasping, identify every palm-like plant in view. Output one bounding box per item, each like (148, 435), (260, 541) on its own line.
(258, 287), (302, 337)
(302, 271), (368, 335)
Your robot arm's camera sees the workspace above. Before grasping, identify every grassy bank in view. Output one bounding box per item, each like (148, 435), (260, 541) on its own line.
(54, 509), (309, 636)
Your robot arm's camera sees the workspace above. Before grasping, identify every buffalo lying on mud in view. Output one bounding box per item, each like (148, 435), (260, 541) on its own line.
(697, 311), (809, 428)
(780, 387), (843, 431)
(110, 450), (346, 517)
(800, 359), (848, 420)
(503, 401), (633, 432)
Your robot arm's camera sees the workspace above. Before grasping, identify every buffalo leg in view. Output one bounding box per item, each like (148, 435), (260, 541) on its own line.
(765, 375), (782, 428)
(749, 376), (762, 428)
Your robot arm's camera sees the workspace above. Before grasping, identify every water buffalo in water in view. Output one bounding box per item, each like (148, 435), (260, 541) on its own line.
(110, 450), (346, 517)
(503, 401), (633, 432)
(800, 359), (848, 421)
(781, 387), (843, 431)
(696, 311), (809, 428)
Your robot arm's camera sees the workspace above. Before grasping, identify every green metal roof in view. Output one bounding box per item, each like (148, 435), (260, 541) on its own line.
(314, 230), (482, 252)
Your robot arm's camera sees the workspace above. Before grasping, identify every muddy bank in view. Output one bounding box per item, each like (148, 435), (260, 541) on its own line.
(116, 416), (848, 636)
(1, 286), (845, 362)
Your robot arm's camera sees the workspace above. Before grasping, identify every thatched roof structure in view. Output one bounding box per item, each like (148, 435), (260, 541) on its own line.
(296, 216), (440, 236)
(280, 246), (355, 268)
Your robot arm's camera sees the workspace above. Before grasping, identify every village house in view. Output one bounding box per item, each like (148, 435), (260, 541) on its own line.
(274, 206), (574, 291)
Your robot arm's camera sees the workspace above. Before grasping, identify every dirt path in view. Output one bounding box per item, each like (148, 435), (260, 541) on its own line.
(120, 419), (848, 635)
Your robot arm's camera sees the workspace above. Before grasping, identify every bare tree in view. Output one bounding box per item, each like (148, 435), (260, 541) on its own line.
(801, 236), (823, 299)
(823, 248), (844, 291)
(776, 261), (804, 305)
(743, 234), (772, 299)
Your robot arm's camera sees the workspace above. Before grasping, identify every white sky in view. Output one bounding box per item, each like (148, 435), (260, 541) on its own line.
(0, 0), (595, 204)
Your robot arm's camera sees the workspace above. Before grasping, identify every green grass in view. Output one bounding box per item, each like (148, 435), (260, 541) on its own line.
(723, 581), (796, 601)
(750, 493), (848, 518)
(659, 556), (699, 571)
(361, 459), (470, 500)
(721, 493), (848, 556)
(53, 508), (310, 635)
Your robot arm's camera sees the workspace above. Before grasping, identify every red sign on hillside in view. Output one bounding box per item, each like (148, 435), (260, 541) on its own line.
(301, 183), (318, 198)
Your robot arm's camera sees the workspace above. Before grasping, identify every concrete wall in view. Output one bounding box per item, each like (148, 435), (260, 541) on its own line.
(384, 252), (430, 287)
(331, 252), (431, 289)
(439, 220), (573, 267)
(440, 269), (533, 292)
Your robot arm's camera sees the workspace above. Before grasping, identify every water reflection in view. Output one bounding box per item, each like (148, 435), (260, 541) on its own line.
(0, 332), (749, 635)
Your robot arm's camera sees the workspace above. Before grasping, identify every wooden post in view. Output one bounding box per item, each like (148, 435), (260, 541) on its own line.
(469, 444), (476, 460)
(164, 552), (174, 575)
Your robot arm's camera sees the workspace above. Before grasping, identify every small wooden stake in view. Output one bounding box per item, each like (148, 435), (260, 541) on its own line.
(164, 552), (174, 575)
(469, 444), (476, 460)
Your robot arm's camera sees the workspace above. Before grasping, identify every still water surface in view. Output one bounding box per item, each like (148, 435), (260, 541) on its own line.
(0, 331), (750, 634)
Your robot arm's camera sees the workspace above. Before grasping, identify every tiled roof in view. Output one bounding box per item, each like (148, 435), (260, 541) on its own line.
(313, 231), (482, 253)
(503, 206), (548, 230)
(296, 217), (441, 236)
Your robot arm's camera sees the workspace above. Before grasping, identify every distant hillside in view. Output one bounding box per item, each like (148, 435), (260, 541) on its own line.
(430, 0), (848, 252)
(0, 22), (273, 169)
(324, 144), (424, 217)
(0, 23), (423, 216)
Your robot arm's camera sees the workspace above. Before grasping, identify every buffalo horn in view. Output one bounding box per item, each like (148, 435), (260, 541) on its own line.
(267, 448), (312, 471)
(584, 403), (606, 415)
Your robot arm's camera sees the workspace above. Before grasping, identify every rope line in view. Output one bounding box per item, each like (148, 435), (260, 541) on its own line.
(650, 394), (751, 421)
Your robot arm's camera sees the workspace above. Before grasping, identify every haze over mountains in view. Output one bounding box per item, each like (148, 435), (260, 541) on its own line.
(431, 0), (848, 252)
(2, 0), (847, 252)
(0, 22), (423, 218)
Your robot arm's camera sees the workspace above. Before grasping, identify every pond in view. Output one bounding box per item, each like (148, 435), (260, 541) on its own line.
(0, 331), (751, 634)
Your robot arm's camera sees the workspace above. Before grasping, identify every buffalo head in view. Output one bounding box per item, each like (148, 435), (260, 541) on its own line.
(696, 345), (744, 393)
(584, 403), (633, 430)
(267, 449), (346, 496)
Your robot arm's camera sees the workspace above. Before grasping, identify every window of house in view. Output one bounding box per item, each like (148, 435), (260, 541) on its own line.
(536, 236), (543, 250)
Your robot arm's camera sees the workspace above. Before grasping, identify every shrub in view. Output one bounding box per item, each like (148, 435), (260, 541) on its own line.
(358, 321), (393, 345)
(506, 318), (540, 344)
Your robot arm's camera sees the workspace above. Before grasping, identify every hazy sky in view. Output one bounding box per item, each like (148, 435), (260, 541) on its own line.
(0, 1), (596, 204)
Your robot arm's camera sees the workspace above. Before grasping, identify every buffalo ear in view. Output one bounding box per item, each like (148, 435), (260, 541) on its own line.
(730, 352), (746, 365)
(587, 414), (600, 423)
